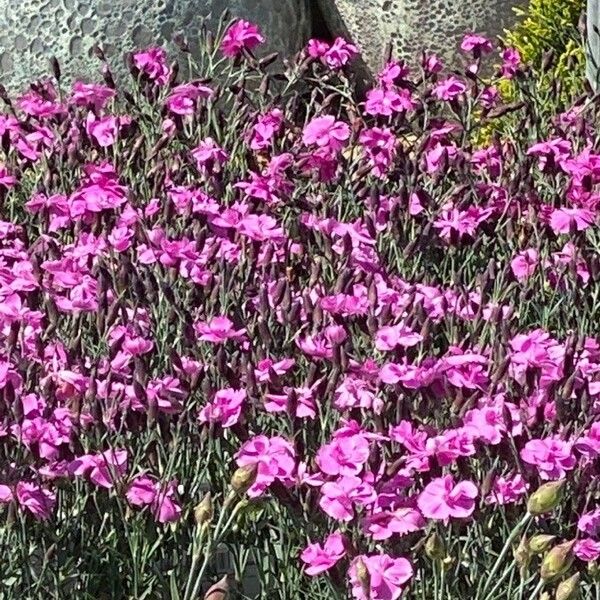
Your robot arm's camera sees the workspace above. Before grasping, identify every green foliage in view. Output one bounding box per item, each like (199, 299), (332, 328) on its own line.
(504, 0), (585, 67)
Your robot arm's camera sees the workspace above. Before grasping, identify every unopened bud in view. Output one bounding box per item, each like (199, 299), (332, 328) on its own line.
(355, 557), (371, 596)
(194, 492), (213, 526)
(540, 540), (575, 581)
(529, 535), (557, 555)
(555, 572), (580, 600)
(528, 481), (565, 516)
(425, 532), (446, 560)
(230, 464), (257, 495)
(515, 535), (531, 570)
(540, 593), (551, 600)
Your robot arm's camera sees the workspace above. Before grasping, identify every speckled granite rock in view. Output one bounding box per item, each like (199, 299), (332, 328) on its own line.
(318, 0), (528, 73)
(0, 0), (311, 92)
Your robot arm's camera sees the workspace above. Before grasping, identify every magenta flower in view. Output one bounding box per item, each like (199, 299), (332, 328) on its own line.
(198, 388), (245, 428)
(191, 138), (229, 172)
(417, 475), (478, 522)
(300, 531), (347, 576)
(485, 474), (528, 506)
(348, 554), (413, 600)
(374, 323), (422, 352)
(365, 88), (416, 117)
(363, 506), (426, 540)
(359, 127), (397, 178)
(319, 475), (376, 521)
(194, 315), (246, 344)
(578, 508), (600, 536)
(574, 539), (600, 562)
(316, 433), (371, 477)
(70, 81), (115, 110)
(433, 77), (467, 101)
(127, 476), (181, 523)
(521, 438), (575, 480)
(221, 20), (264, 58)
(15, 482), (56, 520)
(460, 34), (493, 55)
(69, 449), (128, 489)
(511, 249), (539, 281)
(235, 435), (296, 497)
(133, 47), (170, 85)
(501, 48), (521, 78)
(323, 37), (358, 69)
(548, 207), (595, 234)
(302, 116), (350, 152)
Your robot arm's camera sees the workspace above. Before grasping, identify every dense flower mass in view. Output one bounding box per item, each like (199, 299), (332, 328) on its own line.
(0, 20), (598, 600)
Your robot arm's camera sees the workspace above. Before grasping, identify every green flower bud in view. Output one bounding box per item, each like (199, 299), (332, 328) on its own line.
(425, 532), (446, 560)
(355, 557), (371, 597)
(540, 540), (575, 582)
(588, 561), (600, 580)
(528, 481), (565, 516)
(514, 535), (532, 571)
(230, 464), (258, 495)
(194, 492), (213, 527)
(555, 572), (580, 600)
(529, 535), (557, 555)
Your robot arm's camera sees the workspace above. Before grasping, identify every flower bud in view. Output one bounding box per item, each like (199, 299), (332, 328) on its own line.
(588, 561), (600, 580)
(355, 557), (371, 596)
(194, 492), (213, 527)
(441, 556), (455, 571)
(425, 532), (446, 560)
(515, 535), (531, 571)
(539, 593), (551, 600)
(540, 540), (575, 582)
(527, 481), (565, 516)
(230, 464), (257, 495)
(555, 572), (580, 600)
(529, 535), (557, 555)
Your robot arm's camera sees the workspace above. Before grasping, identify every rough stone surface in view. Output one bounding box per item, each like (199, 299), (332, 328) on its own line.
(0, 0), (311, 93)
(318, 0), (528, 73)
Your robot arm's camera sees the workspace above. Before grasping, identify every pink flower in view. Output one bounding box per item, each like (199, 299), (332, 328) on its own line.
(165, 83), (213, 116)
(363, 505), (426, 540)
(348, 554), (413, 600)
(319, 475), (376, 521)
(235, 435), (296, 497)
(485, 474), (528, 505)
(221, 20), (264, 58)
(301, 531), (347, 576)
(433, 77), (467, 101)
(323, 37), (358, 69)
(249, 109), (283, 150)
(191, 138), (229, 172)
(133, 47), (170, 85)
(69, 449), (128, 489)
(126, 476), (181, 523)
(365, 88), (415, 116)
(316, 434), (371, 477)
(460, 34), (493, 55)
(520, 438), (575, 480)
(417, 475), (478, 522)
(548, 207), (595, 234)
(511, 249), (538, 281)
(127, 475), (157, 506)
(375, 324), (422, 351)
(198, 388), (245, 428)
(303, 116), (350, 152)
(194, 316), (246, 344)
(307, 39), (330, 59)
(578, 509), (600, 536)
(359, 127), (397, 178)
(16, 482), (56, 520)
(501, 48), (521, 79)
(574, 539), (600, 562)
(70, 81), (115, 110)
(378, 61), (410, 88)
(86, 113), (130, 148)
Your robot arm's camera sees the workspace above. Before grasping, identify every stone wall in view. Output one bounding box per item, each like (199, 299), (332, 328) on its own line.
(0, 0), (311, 92)
(318, 0), (529, 73)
